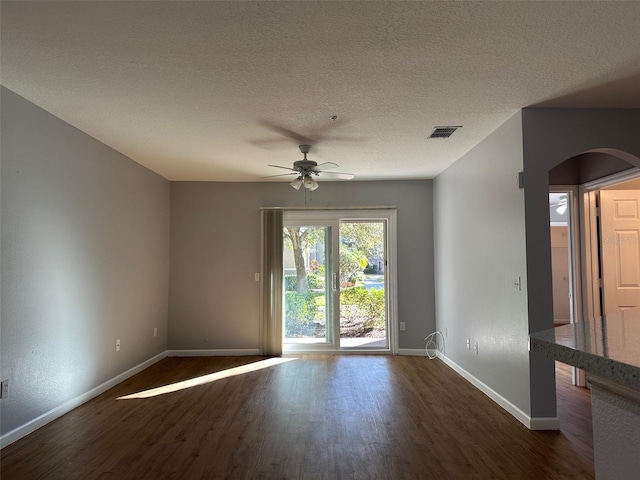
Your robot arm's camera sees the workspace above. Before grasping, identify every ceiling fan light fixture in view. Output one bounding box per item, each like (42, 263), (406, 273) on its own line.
(268, 144), (352, 193)
(303, 175), (318, 191)
(290, 176), (303, 190)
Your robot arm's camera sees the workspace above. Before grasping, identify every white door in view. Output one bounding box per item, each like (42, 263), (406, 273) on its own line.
(600, 190), (640, 314)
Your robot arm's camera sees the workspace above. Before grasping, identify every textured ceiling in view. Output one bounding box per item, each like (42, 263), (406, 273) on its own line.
(2, 1), (640, 181)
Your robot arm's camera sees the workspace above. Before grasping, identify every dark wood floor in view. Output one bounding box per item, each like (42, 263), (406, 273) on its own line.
(1, 356), (594, 479)
(555, 362), (594, 469)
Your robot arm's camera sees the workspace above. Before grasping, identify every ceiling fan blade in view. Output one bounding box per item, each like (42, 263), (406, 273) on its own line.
(258, 120), (316, 145)
(261, 172), (298, 179)
(318, 172), (355, 180)
(313, 162), (339, 171)
(320, 135), (369, 143)
(267, 164), (298, 172)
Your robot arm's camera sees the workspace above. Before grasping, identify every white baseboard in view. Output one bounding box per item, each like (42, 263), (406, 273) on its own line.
(397, 348), (428, 356)
(439, 354), (559, 431)
(0, 351), (167, 449)
(167, 349), (261, 357)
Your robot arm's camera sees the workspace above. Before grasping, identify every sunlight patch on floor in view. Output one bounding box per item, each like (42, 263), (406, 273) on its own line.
(117, 357), (297, 400)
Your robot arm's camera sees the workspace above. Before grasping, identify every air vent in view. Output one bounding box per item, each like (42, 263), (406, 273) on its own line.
(428, 126), (462, 139)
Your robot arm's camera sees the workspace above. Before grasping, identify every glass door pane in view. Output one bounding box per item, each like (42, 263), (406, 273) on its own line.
(339, 221), (388, 348)
(283, 226), (332, 345)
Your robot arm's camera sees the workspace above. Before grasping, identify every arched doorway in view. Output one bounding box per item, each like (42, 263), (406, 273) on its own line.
(548, 148), (640, 321)
(545, 148), (640, 467)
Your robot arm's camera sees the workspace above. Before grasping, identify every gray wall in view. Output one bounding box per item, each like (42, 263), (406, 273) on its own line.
(0, 87), (170, 435)
(169, 180), (435, 350)
(434, 108), (640, 422)
(434, 112), (532, 414)
(548, 151), (634, 185)
(522, 108), (640, 417)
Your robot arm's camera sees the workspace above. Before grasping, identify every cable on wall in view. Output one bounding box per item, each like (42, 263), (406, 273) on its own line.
(424, 331), (445, 359)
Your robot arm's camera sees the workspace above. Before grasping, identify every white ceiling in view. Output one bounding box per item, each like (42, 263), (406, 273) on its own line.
(2, 1), (640, 182)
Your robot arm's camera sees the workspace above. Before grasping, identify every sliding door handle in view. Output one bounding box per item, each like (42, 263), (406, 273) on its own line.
(333, 272), (339, 291)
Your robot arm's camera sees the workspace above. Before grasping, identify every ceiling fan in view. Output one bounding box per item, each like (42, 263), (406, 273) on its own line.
(264, 144), (354, 191)
(550, 194), (568, 214)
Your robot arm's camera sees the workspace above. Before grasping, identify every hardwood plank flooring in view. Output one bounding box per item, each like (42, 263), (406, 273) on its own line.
(1, 356), (594, 479)
(555, 362), (594, 469)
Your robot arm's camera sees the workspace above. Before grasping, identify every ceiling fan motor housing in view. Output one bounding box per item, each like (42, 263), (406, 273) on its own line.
(293, 159), (319, 171)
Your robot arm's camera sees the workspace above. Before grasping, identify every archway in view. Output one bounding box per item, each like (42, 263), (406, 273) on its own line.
(544, 148), (640, 469)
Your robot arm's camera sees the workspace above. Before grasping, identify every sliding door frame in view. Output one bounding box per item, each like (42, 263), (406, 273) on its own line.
(282, 208), (398, 354)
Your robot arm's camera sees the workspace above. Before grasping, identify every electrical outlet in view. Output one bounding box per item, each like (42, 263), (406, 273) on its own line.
(116, 339), (121, 352)
(1, 380), (8, 398)
(466, 338), (471, 349)
(474, 342), (479, 354)
(399, 322), (406, 331)
(254, 273), (260, 282)
(153, 327), (157, 337)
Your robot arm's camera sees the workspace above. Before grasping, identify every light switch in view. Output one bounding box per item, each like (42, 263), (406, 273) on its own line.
(513, 276), (521, 291)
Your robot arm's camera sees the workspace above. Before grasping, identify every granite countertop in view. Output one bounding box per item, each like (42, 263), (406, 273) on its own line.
(530, 309), (640, 391)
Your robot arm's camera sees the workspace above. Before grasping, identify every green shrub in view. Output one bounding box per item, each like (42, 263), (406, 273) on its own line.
(306, 273), (325, 290)
(284, 292), (320, 336)
(340, 287), (385, 330)
(284, 275), (297, 291)
(340, 248), (367, 284)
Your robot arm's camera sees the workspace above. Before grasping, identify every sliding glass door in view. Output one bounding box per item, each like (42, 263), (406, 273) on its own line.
(283, 224), (333, 345)
(283, 210), (396, 353)
(338, 221), (387, 348)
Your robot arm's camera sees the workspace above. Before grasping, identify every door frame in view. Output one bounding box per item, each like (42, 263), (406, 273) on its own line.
(580, 168), (640, 319)
(549, 186), (582, 326)
(550, 186), (585, 386)
(282, 208), (398, 354)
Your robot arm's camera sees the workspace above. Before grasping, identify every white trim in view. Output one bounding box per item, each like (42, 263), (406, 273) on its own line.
(581, 167), (640, 192)
(439, 354), (559, 431)
(550, 186), (586, 387)
(397, 348), (428, 356)
(167, 349), (261, 357)
(0, 351), (167, 449)
(387, 211), (399, 355)
(549, 186), (583, 327)
(581, 190), (600, 319)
